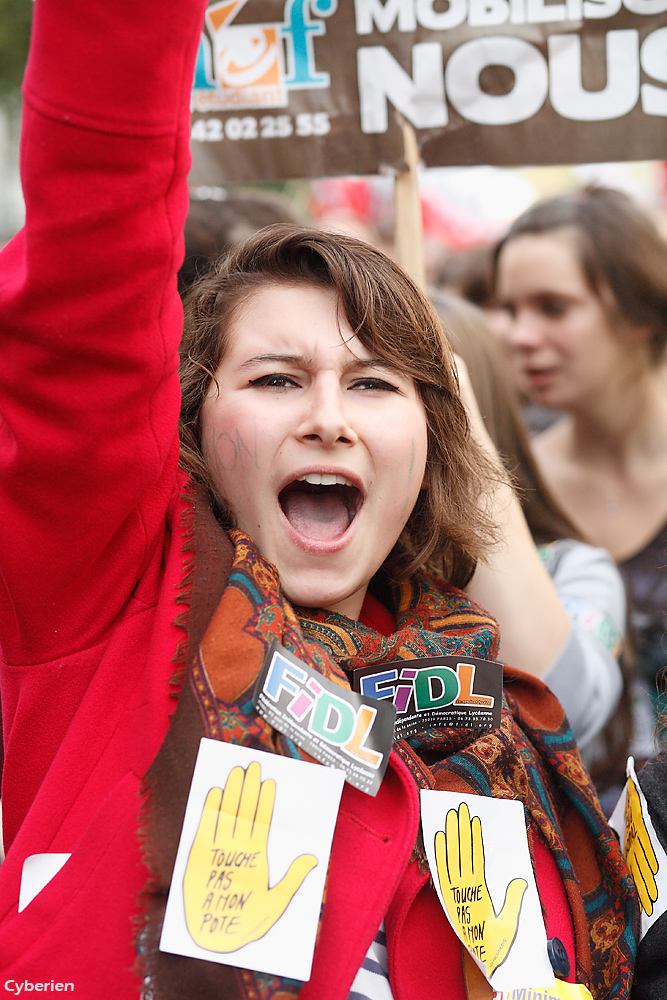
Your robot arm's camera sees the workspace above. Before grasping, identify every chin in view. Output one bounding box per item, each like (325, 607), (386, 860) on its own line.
(282, 574), (362, 617)
(284, 585), (343, 610)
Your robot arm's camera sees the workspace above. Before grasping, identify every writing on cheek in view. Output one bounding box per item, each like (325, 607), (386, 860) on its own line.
(400, 438), (418, 515)
(198, 848), (260, 936)
(208, 423), (258, 476)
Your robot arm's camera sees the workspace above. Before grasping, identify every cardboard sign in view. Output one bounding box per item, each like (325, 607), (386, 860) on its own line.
(189, 0), (667, 183)
(609, 756), (667, 939)
(160, 739), (344, 981)
(421, 789), (554, 991)
(352, 655), (502, 740)
(253, 640), (395, 795)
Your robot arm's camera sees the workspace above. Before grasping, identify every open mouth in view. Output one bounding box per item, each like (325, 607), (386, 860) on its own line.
(279, 472), (363, 542)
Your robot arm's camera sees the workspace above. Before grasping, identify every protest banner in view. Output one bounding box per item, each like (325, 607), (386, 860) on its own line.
(188, 0), (667, 185)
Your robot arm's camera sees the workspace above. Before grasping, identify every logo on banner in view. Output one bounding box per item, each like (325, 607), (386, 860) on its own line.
(194, 0), (337, 112)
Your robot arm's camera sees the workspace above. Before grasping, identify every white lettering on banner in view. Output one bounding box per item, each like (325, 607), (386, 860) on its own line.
(446, 37), (548, 124)
(357, 43), (447, 132)
(3, 985), (74, 994)
(526, 0), (567, 22)
(468, 0), (512, 27)
(355, 0), (416, 33)
(641, 27), (667, 114)
(416, 0), (468, 30)
(357, 26), (667, 133)
(549, 30), (639, 120)
(353, 0), (665, 27)
(582, 0), (622, 18)
(625, 0), (667, 13)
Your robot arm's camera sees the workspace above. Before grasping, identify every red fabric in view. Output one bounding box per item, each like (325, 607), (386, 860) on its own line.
(301, 753), (421, 1000)
(0, 0), (206, 991)
(532, 833), (576, 983)
(360, 591), (397, 636)
(388, 859), (467, 1000)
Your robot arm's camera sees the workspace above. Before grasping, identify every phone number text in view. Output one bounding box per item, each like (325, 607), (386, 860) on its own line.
(191, 112), (331, 143)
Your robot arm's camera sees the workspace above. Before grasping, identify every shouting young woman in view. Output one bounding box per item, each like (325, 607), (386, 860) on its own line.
(0, 2), (636, 997)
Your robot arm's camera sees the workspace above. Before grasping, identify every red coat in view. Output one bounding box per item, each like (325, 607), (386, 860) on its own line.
(0, 0), (204, 990)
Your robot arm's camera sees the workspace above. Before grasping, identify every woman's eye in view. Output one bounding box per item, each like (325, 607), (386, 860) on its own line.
(540, 298), (568, 318)
(248, 373), (299, 389)
(350, 377), (400, 392)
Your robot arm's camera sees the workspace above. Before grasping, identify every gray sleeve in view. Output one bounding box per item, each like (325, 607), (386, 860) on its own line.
(541, 540), (625, 750)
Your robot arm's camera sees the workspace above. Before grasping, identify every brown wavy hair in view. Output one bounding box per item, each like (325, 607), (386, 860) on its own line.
(179, 225), (499, 588)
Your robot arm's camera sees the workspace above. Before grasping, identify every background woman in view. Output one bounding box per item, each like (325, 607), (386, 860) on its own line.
(432, 290), (629, 797)
(494, 187), (667, 759)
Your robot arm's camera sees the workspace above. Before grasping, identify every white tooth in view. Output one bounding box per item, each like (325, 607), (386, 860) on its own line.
(296, 472), (353, 486)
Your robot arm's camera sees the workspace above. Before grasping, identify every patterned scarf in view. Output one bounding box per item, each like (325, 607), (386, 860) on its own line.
(139, 503), (638, 1000)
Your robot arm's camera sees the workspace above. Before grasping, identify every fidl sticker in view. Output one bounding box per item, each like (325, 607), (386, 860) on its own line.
(352, 655), (502, 740)
(253, 640), (396, 796)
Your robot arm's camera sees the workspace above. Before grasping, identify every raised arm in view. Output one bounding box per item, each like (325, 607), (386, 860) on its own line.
(0, 0), (207, 665)
(458, 358), (571, 678)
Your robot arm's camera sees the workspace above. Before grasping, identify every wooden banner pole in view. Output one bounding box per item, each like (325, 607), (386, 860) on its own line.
(394, 116), (425, 291)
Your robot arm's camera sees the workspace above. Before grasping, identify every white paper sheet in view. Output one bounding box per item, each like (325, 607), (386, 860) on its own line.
(160, 739), (344, 981)
(420, 789), (554, 992)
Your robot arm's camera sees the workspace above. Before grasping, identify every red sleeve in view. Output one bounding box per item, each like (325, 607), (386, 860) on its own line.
(0, 0), (207, 665)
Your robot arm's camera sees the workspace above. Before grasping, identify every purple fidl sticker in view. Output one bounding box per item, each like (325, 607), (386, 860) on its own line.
(351, 655), (503, 740)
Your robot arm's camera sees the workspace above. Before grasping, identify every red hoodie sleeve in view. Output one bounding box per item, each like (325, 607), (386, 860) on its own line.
(0, 0), (207, 666)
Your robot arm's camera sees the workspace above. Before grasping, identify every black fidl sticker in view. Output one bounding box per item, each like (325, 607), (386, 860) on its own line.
(253, 640), (396, 796)
(351, 655), (503, 741)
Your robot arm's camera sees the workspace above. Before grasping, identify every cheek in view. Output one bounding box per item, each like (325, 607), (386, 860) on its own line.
(376, 408), (428, 494)
(201, 405), (263, 499)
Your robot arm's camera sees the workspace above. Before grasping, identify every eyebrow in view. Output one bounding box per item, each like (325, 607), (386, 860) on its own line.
(238, 353), (402, 374)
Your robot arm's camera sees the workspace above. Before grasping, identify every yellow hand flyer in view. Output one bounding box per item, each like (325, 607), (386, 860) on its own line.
(421, 790), (555, 991)
(609, 756), (667, 939)
(160, 739), (344, 980)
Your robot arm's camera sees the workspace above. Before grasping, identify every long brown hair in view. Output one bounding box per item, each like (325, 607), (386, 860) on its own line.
(179, 225), (500, 588)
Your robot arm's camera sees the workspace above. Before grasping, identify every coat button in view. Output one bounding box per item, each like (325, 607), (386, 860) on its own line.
(547, 936), (570, 978)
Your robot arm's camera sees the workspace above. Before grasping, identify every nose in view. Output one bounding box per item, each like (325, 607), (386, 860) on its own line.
(296, 374), (358, 447)
(505, 308), (544, 352)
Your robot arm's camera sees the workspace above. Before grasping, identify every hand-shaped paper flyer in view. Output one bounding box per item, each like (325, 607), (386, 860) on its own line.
(609, 756), (667, 939)
(436, 801), (527, 979)
(182, 762), (318, 951)
(421, 790), (555, 991)
(160, 740), (344, 980)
